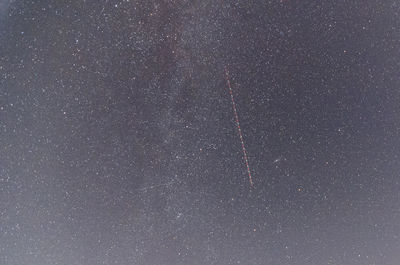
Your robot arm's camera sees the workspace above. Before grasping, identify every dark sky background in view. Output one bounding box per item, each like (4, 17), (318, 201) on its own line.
(1, 1), (400, 264)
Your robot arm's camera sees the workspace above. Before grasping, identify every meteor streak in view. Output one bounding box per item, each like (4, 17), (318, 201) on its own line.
(224, 67), (254, 187)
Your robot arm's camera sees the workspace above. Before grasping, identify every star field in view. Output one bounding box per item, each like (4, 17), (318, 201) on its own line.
(1, 1), (400, 265)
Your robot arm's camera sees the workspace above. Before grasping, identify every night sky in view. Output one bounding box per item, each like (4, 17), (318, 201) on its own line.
(1, 1), (400, 264)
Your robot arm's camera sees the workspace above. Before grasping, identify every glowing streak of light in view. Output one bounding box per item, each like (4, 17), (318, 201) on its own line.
(224, 67), (254, 188)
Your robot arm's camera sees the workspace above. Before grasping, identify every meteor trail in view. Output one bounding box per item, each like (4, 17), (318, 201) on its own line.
(224, 67), (254, 188)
